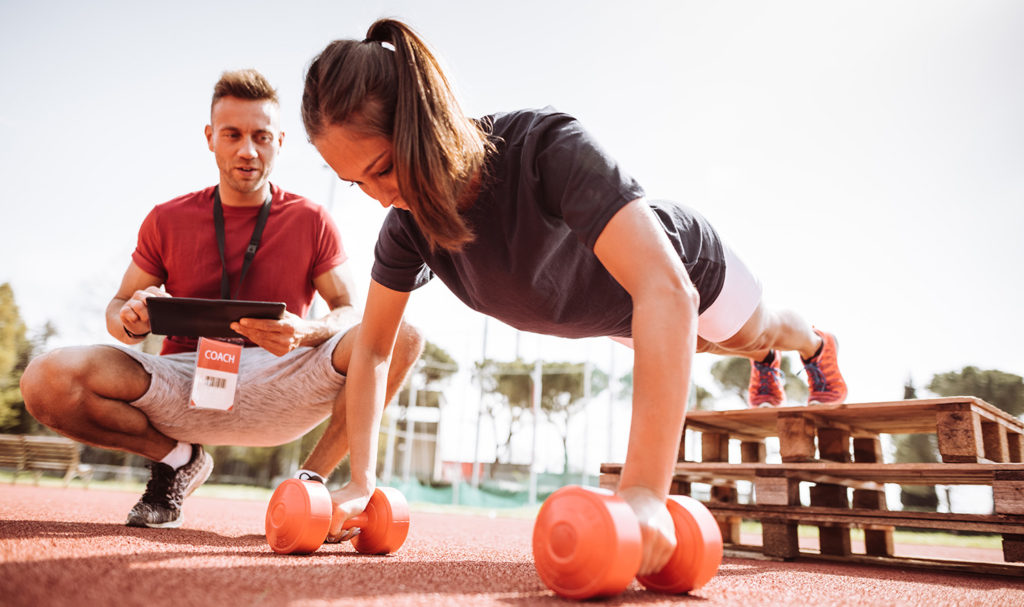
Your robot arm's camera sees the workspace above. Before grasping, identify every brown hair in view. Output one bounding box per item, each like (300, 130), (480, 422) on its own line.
(212, 69), (279, 114)
(303, 19), (492, 251)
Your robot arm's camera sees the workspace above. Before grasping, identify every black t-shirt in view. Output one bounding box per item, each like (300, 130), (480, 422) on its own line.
(371, 108), (725, 339)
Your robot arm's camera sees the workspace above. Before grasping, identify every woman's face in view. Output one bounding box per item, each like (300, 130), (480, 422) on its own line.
(314, 123), (408, 211)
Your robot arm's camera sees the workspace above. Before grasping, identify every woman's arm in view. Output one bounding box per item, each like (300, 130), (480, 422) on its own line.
(592, 197), (700, 575)
(325, 279), (411, 539)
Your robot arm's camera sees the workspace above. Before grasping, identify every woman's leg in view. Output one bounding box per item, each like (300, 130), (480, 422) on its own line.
(697, 245), (846, 406)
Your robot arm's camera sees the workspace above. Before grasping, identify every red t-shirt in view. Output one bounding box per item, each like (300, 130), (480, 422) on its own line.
(132, 184), (347, 354)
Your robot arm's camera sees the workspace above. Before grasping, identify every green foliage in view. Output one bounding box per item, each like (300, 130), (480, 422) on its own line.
(693, 384), (714, 410)
(419, 340), (458, 384)
(779, 356), (808, 403)
(0, 283), (25, 379)
(476, 358), (609, 468)
(711, 355), (807, 404)
(617, 370), (633, 400)
(928, 366), (1024, 416)
(0, 284), (55, 432)
(710, 356), (749, 400)
(397, 339), (458, 408)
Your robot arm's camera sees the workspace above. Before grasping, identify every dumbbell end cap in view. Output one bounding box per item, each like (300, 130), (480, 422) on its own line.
(265, 478), (333, 554)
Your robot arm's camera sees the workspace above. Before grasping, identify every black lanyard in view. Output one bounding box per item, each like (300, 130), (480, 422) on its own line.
(213, 186), (272, 300)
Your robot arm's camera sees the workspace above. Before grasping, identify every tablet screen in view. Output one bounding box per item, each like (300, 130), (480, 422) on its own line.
(147, 297), (286, 338)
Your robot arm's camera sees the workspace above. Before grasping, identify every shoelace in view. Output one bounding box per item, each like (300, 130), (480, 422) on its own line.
(140, 463), (182, 507)
(804, 362), (828, 392)
(753, 361), (783, 395)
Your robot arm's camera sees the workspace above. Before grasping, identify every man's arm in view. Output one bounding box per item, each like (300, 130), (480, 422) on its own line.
(106, 262), (167, 344)
(233, 261), (359, 356)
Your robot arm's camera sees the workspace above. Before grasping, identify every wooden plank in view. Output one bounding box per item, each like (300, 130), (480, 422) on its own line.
(852, 436), (884, 464)
(1004, 534), (1024, 562)
(701, 432), (730, 463)
(669, 479), (692, 496)
(777, 415), (816, 462)
(936, 409), (985, 463)
(740, 440), (766, 464)
(810, 484), (852, 556)
(684, 397), (1024, 441)
(745, 549), (1024, 579)
(1008, 433), (1024, 464)
(645, 462), (1024, 486)
(818, 428), (852, 463)
(755, 476), (799, 506)
(851, 436), (894, 557)
(810, 427), (852, 557)
(993, 471), (1024, 516)
(983, 421), (1010, 463)
(762, 521), (799, 559)
(705, 503), (1024, 535)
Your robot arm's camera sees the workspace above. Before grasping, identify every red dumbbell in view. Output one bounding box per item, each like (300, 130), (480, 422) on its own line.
(265, 479), (410, 555)
(532, 485), (722, 600)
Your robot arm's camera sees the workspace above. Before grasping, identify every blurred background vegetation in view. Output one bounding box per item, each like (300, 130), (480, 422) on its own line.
(3, 281), (1023, 510)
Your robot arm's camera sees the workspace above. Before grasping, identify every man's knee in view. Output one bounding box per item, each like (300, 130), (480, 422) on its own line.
(21, 348), (84, 429)
(394, 322), (425, 372)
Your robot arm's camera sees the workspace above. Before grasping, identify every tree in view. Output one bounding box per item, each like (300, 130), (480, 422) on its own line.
(928, 366), (1024, 417)
(538, 363), (608, 474)
(0, 284), (56, 432)
(710, 355), (807, 404)
(477, 358), (608, 471)
(618, 369), (713, 410)
(693, 384), (714, 410)
(476, 358), (534, 465)
(397, 340), (459, 408)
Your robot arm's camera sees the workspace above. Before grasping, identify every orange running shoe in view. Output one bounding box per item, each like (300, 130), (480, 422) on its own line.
(802, 329), (848, 405)
(748, 351), (784, 407)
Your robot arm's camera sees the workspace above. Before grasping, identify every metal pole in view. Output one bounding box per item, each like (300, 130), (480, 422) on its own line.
(581, 357), (592, 486)
(471, 317), (488, 489)
(529, 357), (542, 504)
(402, 375), (418, 484)
(383, 408), (398, 484)
(607, 342), (616, 462)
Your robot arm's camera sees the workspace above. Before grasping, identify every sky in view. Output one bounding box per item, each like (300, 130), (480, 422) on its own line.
(2, 1), (1023, 472)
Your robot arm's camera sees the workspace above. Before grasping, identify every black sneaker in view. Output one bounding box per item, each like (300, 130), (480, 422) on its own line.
(126, 445), (213, 528)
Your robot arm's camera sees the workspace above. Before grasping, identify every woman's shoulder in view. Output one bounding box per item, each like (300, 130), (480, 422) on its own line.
(483, 106), (580, 140)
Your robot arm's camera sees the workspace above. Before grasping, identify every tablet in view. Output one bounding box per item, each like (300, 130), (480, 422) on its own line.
(147, 297), (286, 338)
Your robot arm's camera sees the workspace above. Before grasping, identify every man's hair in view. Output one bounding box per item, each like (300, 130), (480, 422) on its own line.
(211, 69), (279, 112)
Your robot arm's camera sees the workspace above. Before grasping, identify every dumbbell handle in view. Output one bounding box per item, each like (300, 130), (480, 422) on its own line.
(340, 510), (370, 531)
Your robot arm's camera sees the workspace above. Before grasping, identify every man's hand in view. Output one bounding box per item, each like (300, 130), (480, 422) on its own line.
(117, 286), (169, 338)
(231, 312), (315, 356)
(325, 481), (374, 543)
(619, 485), (677, 576)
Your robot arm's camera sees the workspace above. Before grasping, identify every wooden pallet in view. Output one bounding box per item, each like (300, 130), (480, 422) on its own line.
(682, 397), (1024, 463)
(600, 398), (1024, 574)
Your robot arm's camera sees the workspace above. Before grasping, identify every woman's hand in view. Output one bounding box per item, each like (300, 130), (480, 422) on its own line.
(618, 485), (677, 576)
(326, 482), (374, 543)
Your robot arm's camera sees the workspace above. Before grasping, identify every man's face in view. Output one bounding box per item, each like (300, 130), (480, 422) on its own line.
(205, 97), (283, 196)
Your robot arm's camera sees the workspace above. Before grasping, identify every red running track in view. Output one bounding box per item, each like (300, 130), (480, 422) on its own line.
(1, 484), (1023, 606)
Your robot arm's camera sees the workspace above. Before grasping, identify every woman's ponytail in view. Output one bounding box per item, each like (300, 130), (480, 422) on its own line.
(304, 19), (492, 251)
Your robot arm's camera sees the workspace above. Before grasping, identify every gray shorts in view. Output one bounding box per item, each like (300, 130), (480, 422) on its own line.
(109, 330), (350, 447)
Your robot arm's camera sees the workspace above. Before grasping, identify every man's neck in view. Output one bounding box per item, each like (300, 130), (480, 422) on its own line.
(218, 183), (271, 207)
